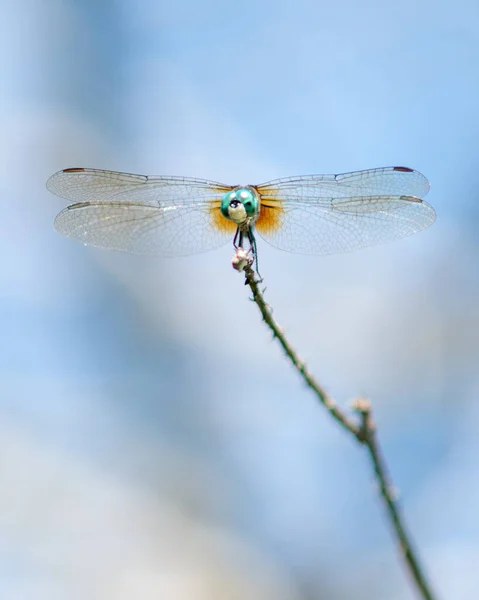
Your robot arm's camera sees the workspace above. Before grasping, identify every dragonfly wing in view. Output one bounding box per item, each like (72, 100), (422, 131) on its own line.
(48, 169), (236, 255)
(54, 201), (236, 255)
(47, 168), (232, 203)
(257, 166), (430, 200)
(254, 194), (436, 255)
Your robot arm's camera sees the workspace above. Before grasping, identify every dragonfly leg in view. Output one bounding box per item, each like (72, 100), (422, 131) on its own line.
(233, 227), (240, 249)
(247, 228), (262, 280)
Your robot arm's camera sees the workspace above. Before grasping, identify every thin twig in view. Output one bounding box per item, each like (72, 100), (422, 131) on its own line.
(243, 265), (360, 436)
(243, 264), (436, 600)
(353, 398), (436, 600)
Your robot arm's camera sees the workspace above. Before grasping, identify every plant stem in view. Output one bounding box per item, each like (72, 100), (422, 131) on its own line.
(243, 264), (436, 600)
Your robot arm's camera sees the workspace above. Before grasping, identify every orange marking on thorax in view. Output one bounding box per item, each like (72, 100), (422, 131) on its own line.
(208, 199), (237, 233)
(255, 195), (285, 234)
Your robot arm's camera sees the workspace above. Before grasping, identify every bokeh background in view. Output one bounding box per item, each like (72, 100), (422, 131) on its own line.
(2, 0), (478, 598)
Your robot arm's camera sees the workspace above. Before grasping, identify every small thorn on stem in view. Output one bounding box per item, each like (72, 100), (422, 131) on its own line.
(351, 396), (372, 414)
(351, 397), (374, 443)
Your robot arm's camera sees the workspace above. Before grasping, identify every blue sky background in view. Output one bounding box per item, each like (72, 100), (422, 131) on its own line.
(1, 0), (479, 598)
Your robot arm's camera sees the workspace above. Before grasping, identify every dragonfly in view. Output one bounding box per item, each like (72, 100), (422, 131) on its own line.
(46, 166), (435, 271)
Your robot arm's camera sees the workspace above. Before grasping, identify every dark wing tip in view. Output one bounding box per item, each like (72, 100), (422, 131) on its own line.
(67, 202), (91, 209)
(400, 195), (422, 203)
(393, 166), (414, 173)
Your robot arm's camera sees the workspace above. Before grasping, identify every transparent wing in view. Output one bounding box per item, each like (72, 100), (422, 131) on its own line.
(257, 166), (430, 199)
(48, 169), (236, 255)
(47, 168), (232, 203)
(54, 201), (238, 255)
(254, 166), (435, 254)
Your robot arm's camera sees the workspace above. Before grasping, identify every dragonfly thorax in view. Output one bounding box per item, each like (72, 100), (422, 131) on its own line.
(221, 187), (259, 225)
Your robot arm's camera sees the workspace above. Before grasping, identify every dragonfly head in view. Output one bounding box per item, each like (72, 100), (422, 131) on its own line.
(221, 187), (259, 224)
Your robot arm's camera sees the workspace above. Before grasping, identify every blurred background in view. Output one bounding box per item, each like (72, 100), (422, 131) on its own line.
(2, 0), (478, 598)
